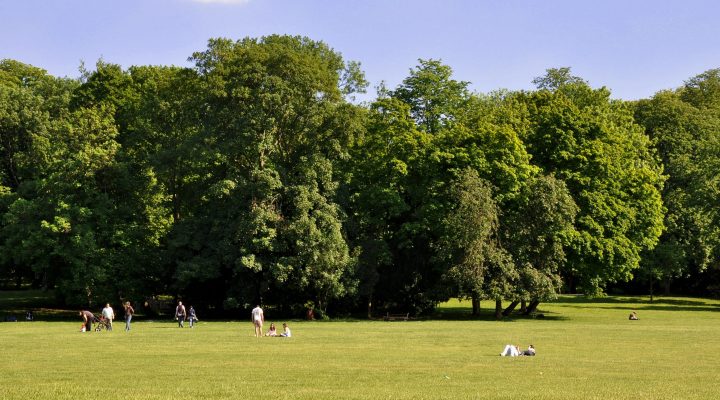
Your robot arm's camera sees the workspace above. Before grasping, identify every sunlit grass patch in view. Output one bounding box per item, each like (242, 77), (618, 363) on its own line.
(2, 295), (719, 399)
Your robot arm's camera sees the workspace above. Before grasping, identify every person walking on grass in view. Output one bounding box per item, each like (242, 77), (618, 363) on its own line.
(124, 301), (134, 331)
(188, 306), (198, 328)
(176, 301), (187, 328)
(102, 303), (115, 331)
(251, 305), (264, 337)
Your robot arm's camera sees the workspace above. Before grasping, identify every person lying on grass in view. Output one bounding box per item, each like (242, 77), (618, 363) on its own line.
(500, 344), (535, 356)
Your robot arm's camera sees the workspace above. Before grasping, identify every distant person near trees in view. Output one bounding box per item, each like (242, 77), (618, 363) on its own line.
(176, 301), (187, 328)
(251, 305), (264, 337)
(102, 303), (115, 331)
(124, 301), (134, 331)
(79, 310), (95, 332)
(188, 306), (198, 328)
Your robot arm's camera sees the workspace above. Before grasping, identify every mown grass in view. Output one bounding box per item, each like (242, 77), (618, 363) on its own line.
(1, 295), (720, 399)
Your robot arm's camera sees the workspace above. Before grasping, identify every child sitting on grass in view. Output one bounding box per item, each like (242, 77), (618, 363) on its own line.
(280, 323), (291, 337)
(266, 323), (277, 336)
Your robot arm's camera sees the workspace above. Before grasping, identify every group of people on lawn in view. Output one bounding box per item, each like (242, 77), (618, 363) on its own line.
(252, 304), (291, 337)
(79, 301), (134, 332)
(498, 311), (640, 357)
(78, 302), (291, 337)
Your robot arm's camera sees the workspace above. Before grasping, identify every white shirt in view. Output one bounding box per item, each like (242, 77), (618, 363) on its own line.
(251, 306), (263, 322)
(102, 306), (114, 320)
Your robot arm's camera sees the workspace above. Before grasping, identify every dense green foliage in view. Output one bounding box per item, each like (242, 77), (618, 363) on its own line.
(1, 35), (718, 315)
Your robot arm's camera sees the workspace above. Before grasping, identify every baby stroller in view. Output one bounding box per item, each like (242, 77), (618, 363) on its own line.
(94, 316), (111, 331)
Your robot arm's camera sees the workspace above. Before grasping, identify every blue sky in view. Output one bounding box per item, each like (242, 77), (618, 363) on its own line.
(2, 0), (719, 100)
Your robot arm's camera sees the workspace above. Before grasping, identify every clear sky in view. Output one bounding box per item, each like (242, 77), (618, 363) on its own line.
(2, 0), (719, 100)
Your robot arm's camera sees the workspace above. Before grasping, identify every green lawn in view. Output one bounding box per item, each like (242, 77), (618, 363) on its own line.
(2, 295), (719, 399)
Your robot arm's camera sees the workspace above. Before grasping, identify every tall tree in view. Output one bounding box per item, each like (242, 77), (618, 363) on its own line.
(434, 168), (514, 317)
(501, 174), (578, 313)
(346, 60), (537, 315)
(634, 69), (720, 294)
(391, 59), (470, 134)
(175, 35), (366, 313)
(516, 68), (665, 294)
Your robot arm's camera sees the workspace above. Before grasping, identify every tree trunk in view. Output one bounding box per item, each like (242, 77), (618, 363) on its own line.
(663, 277), (671, 296)
(367, 295), (373, 319)
(520, 300), (527, 313)
(649, 279), (654, 303)
(495, 299), (503, 320)
(524, 300), (540, 315)
(471, 293), (480, 316)
(502, 301), (519, 316)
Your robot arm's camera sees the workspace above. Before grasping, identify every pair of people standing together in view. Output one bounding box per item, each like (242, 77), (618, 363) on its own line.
(175, 301), (198, 328)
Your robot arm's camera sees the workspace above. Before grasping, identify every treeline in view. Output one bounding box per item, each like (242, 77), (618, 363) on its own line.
(1, 35), (718, 317)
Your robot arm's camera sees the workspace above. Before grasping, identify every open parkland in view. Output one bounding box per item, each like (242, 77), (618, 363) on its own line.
(2, 292), (719, 400)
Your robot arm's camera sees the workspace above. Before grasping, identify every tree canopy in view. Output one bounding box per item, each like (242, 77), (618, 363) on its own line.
(1, 38), (717, 316)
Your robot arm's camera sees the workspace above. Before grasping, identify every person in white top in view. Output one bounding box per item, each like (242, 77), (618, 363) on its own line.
(251, 305), (264, 338)
(101, 303), (115, 331)
(280, 322), (291, 337)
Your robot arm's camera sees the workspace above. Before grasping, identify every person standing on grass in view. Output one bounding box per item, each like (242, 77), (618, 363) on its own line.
(124, 301), (134, 331)
(79, 310), (95, 332)
(176, 301), (187, 328)
(102, 303), (115, 331)
(251, 305), (264, 337)
(188, 306), (197, 328)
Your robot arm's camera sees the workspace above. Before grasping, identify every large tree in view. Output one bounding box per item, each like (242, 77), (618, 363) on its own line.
(516, 68), (665, 294)
(0, 60), (128, 305)
(172, 35), (366, 314)
(634, 69), (720, 294)
(346, 60), (538, 315)
(501, 174), (577, 314)
(434, 168), (514, 318)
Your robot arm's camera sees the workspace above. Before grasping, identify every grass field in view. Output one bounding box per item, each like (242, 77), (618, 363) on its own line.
(2, 295), (720, 399)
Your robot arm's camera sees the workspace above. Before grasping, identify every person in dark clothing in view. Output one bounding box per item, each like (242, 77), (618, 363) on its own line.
(175, 301), (186, 328)
(522, 345), (536, 356)
(79, 310), (95, 332)
(188, 306), (197, 328)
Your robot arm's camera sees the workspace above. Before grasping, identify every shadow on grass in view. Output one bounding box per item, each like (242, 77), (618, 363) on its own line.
(553, 295), (713, 306)
(431, 307), (569, 322)
(551, 295), (720, 313)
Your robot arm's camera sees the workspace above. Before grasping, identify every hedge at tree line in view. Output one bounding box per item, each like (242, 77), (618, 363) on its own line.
(1, 35), (719, 317)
